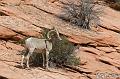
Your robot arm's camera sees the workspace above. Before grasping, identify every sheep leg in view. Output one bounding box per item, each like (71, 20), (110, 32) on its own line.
(26, 53), (30, 68)
(46, 50), (49, 70)
(26, 48), (34, 68)
(21, 55), (25, 68)
(42, 53), (45, 67)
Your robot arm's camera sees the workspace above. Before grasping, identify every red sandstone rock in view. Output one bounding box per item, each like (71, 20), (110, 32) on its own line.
(1, 0), (21, 5)
(0, 26), (16, 39)
(0, 0), (120, 79)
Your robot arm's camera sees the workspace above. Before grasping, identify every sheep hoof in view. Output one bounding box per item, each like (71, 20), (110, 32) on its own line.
(26, 67), (31, 70)
(45, 67), (50, 71)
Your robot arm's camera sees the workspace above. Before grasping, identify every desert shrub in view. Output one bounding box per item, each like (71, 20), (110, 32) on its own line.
(49, 36), (80, 66)
(31, 52), (43, 66)
(63, 0), (102, 29)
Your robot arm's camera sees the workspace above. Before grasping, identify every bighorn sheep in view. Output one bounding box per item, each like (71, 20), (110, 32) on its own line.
(21, 27), (62, 69)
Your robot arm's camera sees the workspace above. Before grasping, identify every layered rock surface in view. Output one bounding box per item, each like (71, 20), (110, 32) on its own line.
(0, 0), (120, 79)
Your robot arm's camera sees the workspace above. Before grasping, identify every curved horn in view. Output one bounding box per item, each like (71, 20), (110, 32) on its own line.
(54, 27), (62, 40)
(47, 27), (62, 40)
(47, 30), (54, 40)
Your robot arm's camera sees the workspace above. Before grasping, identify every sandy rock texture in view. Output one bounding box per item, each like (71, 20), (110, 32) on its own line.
(0, 0), (120, 79)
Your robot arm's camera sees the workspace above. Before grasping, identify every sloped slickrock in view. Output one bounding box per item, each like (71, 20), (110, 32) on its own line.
(12, 34), (26, 40)
(103, 52), (120, 61)
(0, 40), (23, 62)
(24, 0), (120, 34)
(98, 56), (120, 68)
(0, 40), (81, 79)
(76, 48), (120, 74)
(100, 7), (120, 32)
(79, 47), (104, 56)
(3, 4), (120, 47)
(0, 0), (21, 5)
(0, 5), (52, 29)
(96, 47), (117, 53)
(21, 0), (120, 47)
(0, 4), (120, 47)
(0, 16), (43, 37)
(0, 26), (16, 39)
(0, 0), (120, 79)
(5, 42), (24, 51)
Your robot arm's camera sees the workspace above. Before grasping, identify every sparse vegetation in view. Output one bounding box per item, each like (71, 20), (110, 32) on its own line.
(49, 36), (80, 66)
(31, 30), (80, 67)
(64, 0), (102, 29)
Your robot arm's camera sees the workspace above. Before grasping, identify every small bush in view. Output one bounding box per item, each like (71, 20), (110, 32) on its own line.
(49, 36), (80, 66)
(63, 0), (102, 29)
(31, 53), (43, 66)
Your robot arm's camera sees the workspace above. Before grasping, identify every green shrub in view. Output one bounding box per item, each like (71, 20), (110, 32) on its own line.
(49, 36), (80, 66)
(62, 0), (102, 29)
(31, 53), (43, 66)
